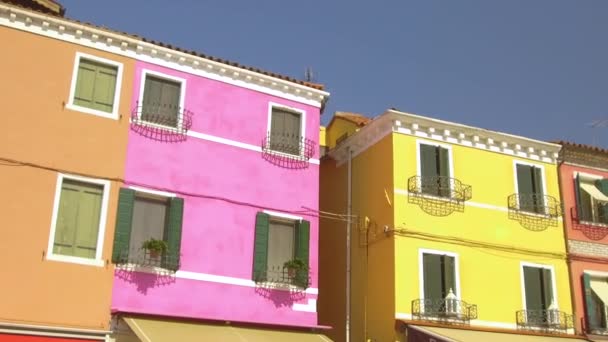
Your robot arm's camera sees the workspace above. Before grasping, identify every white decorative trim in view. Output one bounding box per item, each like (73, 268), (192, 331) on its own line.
(574, 171), (603, 181)
(136, 69), (187, 131)
(46, 173), (111, 267)
(0, 5), (328, 108)
(292, 299), (317, 313)
(519, 262), (559, 312)
(418, 248), (461, 301)
(185, 129), (320, 165)
(128, 186), (176, 198)
(66, 52), (124, 120)
(584, 270), (608, 278)
(329, 110), (561, 165)
(263, 210), (304, 221)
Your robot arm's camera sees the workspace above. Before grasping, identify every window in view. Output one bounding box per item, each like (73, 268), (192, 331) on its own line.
(47, 175), (110, 266)
(516, 163), (545, 214)
(419, 142), (451, 197)
(583, 273), (608, 332)
(252, 212), (310, 287)
(140, 73), (183, 128)
(268, 106), (303, 155)
(67, 53), (123, 119)
(111, 188), (184, 271)
(522, 265), (555, 324)
(422, 253), (457, 302)
(575, 175), (608, 225)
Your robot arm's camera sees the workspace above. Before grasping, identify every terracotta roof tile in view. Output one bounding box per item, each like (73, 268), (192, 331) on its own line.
(334, 112), (371, 126)
(554, 140), (608, 155)
(6, 2), (325, 91)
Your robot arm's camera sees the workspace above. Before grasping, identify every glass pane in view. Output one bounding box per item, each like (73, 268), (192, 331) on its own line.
(267, 219), (295, 271)
(129, 196), (168, 259)
(420, 144), (440, 196)
(53, 180), (103, 258)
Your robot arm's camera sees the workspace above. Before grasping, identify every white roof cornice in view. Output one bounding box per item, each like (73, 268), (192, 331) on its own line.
(329, 109), (561, 165)
(0, 4), (329, 108)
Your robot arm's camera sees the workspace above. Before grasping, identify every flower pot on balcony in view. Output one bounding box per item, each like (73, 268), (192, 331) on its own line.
(141, 238), (168, 263)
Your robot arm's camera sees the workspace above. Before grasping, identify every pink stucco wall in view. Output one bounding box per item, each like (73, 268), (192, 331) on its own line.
(111, 61), (322, 327)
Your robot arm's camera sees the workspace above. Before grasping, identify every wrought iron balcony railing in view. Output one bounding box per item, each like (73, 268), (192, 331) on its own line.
(131, 101), (194, 135)
(262, 132), (315, 162)
(516, 309), (573, 333)
(508, 193), (562, 218)
(113, 249), (180, 272)
(253, 266), (310, 289)
(571, 207), (608, 226)
(570, 207), (608, 240)
(408, 175), (472, 203)
(411, 298), (478, 323)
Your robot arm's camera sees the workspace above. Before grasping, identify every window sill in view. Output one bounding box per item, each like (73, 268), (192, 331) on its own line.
(256, 280), (308, 291)
(65, 103), (119, 120)
(579, 220), (608, 229)
(46, 253), (105, 267)
(264, 148), (306, 160)
(115, 262), (176, 274)
(130, 118), (183, 132)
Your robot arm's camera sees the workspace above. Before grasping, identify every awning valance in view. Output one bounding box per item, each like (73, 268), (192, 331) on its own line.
(580, 182), (608, 203)
(591, 278), (608, 304)
(407, 325), (588, 342)
(122, 316), (332, 342)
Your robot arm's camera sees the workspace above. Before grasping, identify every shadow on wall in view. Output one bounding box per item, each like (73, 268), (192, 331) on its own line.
(115, 267), (176, 295)
(254, 283), (306, 308)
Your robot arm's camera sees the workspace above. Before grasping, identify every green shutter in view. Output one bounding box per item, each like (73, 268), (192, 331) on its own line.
(91, 66), (117, 113)
(73, 186), (103, 258)
(583, 273), (599, 331)
(294, 220), (310, 288)
(438, 147), (450, 197)
(541, 268), (554, 309)
(574, 174), (583, 220)
(423, 254), (443, 300)
(420, 144), (439, 195)
(111, 188), (135, 263)
(523, 266), (544, 311)
(253, 212), (270, 281)
(163, 197), (184, 271)
(596, 179), (608, 197)
(442, 255), (456, 297)
(73, 59), (117, 113)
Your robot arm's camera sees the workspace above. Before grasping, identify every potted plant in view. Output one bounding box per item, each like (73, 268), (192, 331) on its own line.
(141, 238), (168, 259)
(283, 258), (308, 278)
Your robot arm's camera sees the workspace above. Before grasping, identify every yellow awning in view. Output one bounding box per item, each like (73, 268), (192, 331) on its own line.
(591, 278), (608, 303)
(122, 316), (332, 342)
(581, 182), (608, 202)
(409, 325), (588, 342)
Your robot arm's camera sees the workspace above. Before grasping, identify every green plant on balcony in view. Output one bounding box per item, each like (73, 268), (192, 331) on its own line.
(141, 238), (168, 259)
(283, 258), (308, 278)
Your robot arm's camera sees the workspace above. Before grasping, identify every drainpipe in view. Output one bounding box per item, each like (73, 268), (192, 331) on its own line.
(346, 147), (353, 342)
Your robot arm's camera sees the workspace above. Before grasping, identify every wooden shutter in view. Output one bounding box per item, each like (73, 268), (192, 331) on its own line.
(111, 188), (135, 263)
(420, 144), (439, 195)
(73, 185), (103, 258)
(74, 59), (117, 113)
(294, 220), (310, 287)
(92, 64), (117, 113)
(442, 255), (456, 297)
(438, 147), (450, 197)
(74, 60), (97, 107)
(583, 273), (600, 331)
(163, 197), (184, 271)
(523, 266), (544, 311)
(541, 268), (553, 309)
(253, 212), (270, 281)
(574, 174), (583, 220)
(142, 76), (181, 126)
(423, 254), (442, 300)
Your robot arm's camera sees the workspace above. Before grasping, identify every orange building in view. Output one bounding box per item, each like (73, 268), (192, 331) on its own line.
(558, 142), (608, 340)
(0, 2), (134, 340)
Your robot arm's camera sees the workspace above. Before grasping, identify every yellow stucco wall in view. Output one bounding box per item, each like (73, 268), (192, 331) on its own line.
(325, 118), (360, 149)
(391, 133), (571, 326)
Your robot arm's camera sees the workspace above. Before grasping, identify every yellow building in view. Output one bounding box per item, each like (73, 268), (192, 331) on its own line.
(318, 109), (586, 342)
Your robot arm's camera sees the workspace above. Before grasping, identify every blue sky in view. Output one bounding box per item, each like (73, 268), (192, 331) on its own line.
(61, 0), (608, 147)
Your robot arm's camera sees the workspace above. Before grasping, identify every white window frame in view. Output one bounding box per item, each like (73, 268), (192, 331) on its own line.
(266, 102), (307, 157)
(46, 173), (111, 267)
(415, 139), (455, 199)
(136, 69), (187, 131)
(418, 248), (461, 301)
(513, 160), (548, 214)
(574, 172), (608, 226)
(519, 261), (558, 312)
(66, 52), (124, 120)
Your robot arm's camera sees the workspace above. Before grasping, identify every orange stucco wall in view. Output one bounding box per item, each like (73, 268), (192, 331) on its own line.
(0, 26), (133, 329)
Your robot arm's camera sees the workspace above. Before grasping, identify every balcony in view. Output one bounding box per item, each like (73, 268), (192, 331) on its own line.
(516, 309), (573, 334)
(411, 298), (478, 324)
(113, 249), (180, 272)
(253, 266), (310, 290)
(571, 207), (608, 240)
(407, 175), (472, 216)
(507, 194), (562, 231)
(130, 101), (194, 142)
(261, 132), (315, 169)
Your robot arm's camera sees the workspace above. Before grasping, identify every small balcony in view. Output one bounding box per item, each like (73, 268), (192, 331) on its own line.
(516, 309), (573, 333)
(507, 194), (562, 231)
(253, 266), (310, 289)
(130, 101), (194, 142)
(571, 207), (608, 240)
(113, 249), (180, 272)
(261, 132), (315, 169)
(411, 298), (478, 324)
(407, 175), (472, 216)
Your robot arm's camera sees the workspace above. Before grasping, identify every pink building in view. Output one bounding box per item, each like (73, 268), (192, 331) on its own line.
(107, 49), (331, 340)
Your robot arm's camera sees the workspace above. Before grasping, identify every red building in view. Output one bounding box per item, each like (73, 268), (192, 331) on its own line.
(558, 141), (608, 339)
